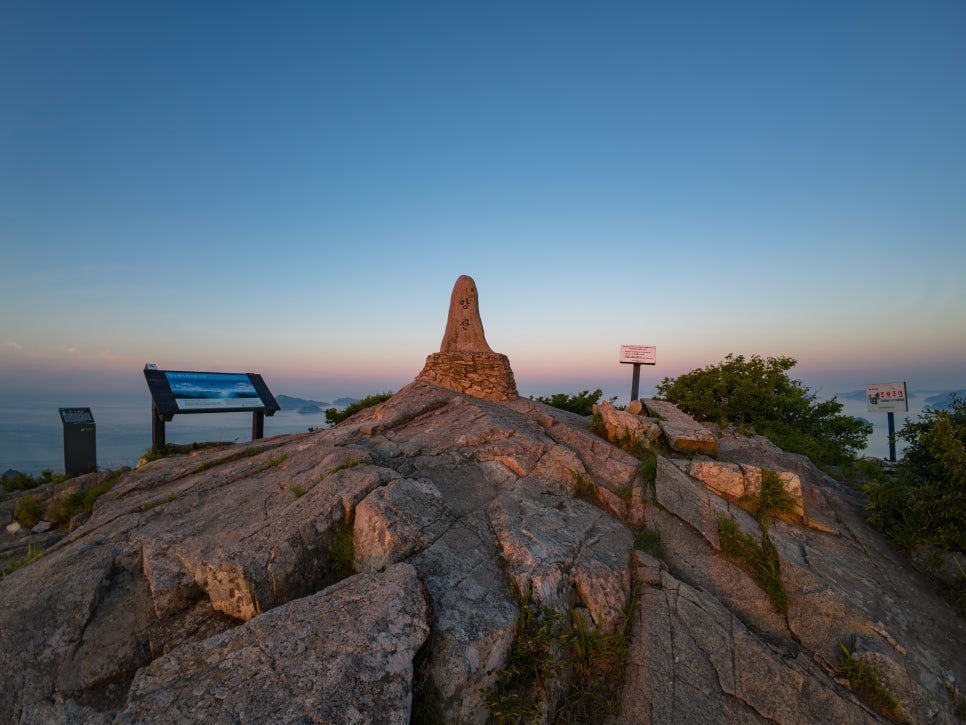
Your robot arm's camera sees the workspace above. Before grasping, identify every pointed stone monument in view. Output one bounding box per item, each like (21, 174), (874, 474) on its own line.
(416, 275), (518, 400)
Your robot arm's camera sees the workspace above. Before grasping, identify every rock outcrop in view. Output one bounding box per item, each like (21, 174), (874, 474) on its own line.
(1, 277), (964, 724)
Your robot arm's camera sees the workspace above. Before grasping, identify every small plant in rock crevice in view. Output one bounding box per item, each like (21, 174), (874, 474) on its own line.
(14, 495), (42, 529)
(633, 528), (663, 556)
(329, 517), (355, 580)
(555, 607), (634, 724)
(2, 543), (43, 577)
(194, 446), (271, 473)
(740, 468), (798, 524)
(266, 452), (288, 467)
(571, 471), (596, 502)
(638, 451), (658, 484)
(837, 636), (901, 720)
(320, 459), (363, 481)
(481, 584), (564, 723)
(141, 493), (179, 512)
(717, 517), (788, 613)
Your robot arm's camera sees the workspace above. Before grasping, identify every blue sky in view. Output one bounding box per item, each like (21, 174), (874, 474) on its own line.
(2, 0), (964, 407)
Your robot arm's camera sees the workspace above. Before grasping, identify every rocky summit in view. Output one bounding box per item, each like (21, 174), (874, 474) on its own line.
(1, 277), (964, 724)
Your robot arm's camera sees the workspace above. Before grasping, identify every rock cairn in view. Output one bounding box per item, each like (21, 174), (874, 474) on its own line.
(416, 275), (518, 400)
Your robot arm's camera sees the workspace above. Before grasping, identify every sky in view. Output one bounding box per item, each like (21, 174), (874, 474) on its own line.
(2, 0), (965, 409)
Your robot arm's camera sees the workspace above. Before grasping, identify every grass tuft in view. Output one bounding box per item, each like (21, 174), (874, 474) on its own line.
(2, 543), (44, 577)
(837, 636), (900, 720)
(481, 587), (563, 723)
(717, 517), (787, 613)
(633, 528), (663, 556)
(740, 468), (798, 523)
(14, 495), (42, 529)
(330, 518), (355, 579)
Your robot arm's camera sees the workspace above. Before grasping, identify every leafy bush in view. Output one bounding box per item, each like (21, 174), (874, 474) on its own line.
(655, 354), (871, 467)
(865, 395), (966, 553)
(324, 392), (393, 426)
(2, 469), (61, 493)
(530, 390), (605, 416)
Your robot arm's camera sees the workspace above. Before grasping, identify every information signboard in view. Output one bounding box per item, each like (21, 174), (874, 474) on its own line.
(143, 367), (280, 451)
(144, 369), (279, 417)
(619, 345), (656, 365)
(866, 382), (908, 413)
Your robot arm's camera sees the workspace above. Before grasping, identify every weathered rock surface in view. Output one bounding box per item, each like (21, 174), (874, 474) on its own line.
(643, 397), (719, 455)
(1, 381), (964, 724)
(593, 400), (663, 449)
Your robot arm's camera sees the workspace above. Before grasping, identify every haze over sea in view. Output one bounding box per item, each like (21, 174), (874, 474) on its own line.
(3, 383), (960, 476)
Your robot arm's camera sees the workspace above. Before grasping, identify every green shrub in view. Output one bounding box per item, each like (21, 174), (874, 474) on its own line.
(325, 392), (393, 426)
(655, 354), (871, 467)
(866, 395), (966, 553)
(2, 469), (63, 493)
(530, 390), (606, 417)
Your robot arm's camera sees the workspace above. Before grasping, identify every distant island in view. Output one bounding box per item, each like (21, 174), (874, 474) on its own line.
(275, 395), (360, 415)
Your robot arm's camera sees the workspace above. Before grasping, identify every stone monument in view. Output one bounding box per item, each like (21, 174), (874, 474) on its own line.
(416, 275), (518, 400)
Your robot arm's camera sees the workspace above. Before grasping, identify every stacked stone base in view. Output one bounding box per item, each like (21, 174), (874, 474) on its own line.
(416, 352), (518, 401)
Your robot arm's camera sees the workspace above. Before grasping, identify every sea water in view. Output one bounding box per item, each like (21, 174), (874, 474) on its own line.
(0, 390), (946, 476)
(0, 399), (327, 476)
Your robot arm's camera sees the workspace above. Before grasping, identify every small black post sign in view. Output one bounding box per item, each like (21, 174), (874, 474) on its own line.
(620, 345), (657, 401)
(59, 407), (97, 475)
(143, 367), (280, 452)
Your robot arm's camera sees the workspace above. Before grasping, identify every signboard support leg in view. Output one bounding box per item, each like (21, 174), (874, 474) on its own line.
(151, 404), (166, 453)
(887, 411), (896, 462)
(630, 363), (641, 401)
(252, 411), (265, 440)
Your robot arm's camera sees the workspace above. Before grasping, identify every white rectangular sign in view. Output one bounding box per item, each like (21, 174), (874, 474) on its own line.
(866, 382), (908, 413)
(620, 345), (656, 365)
